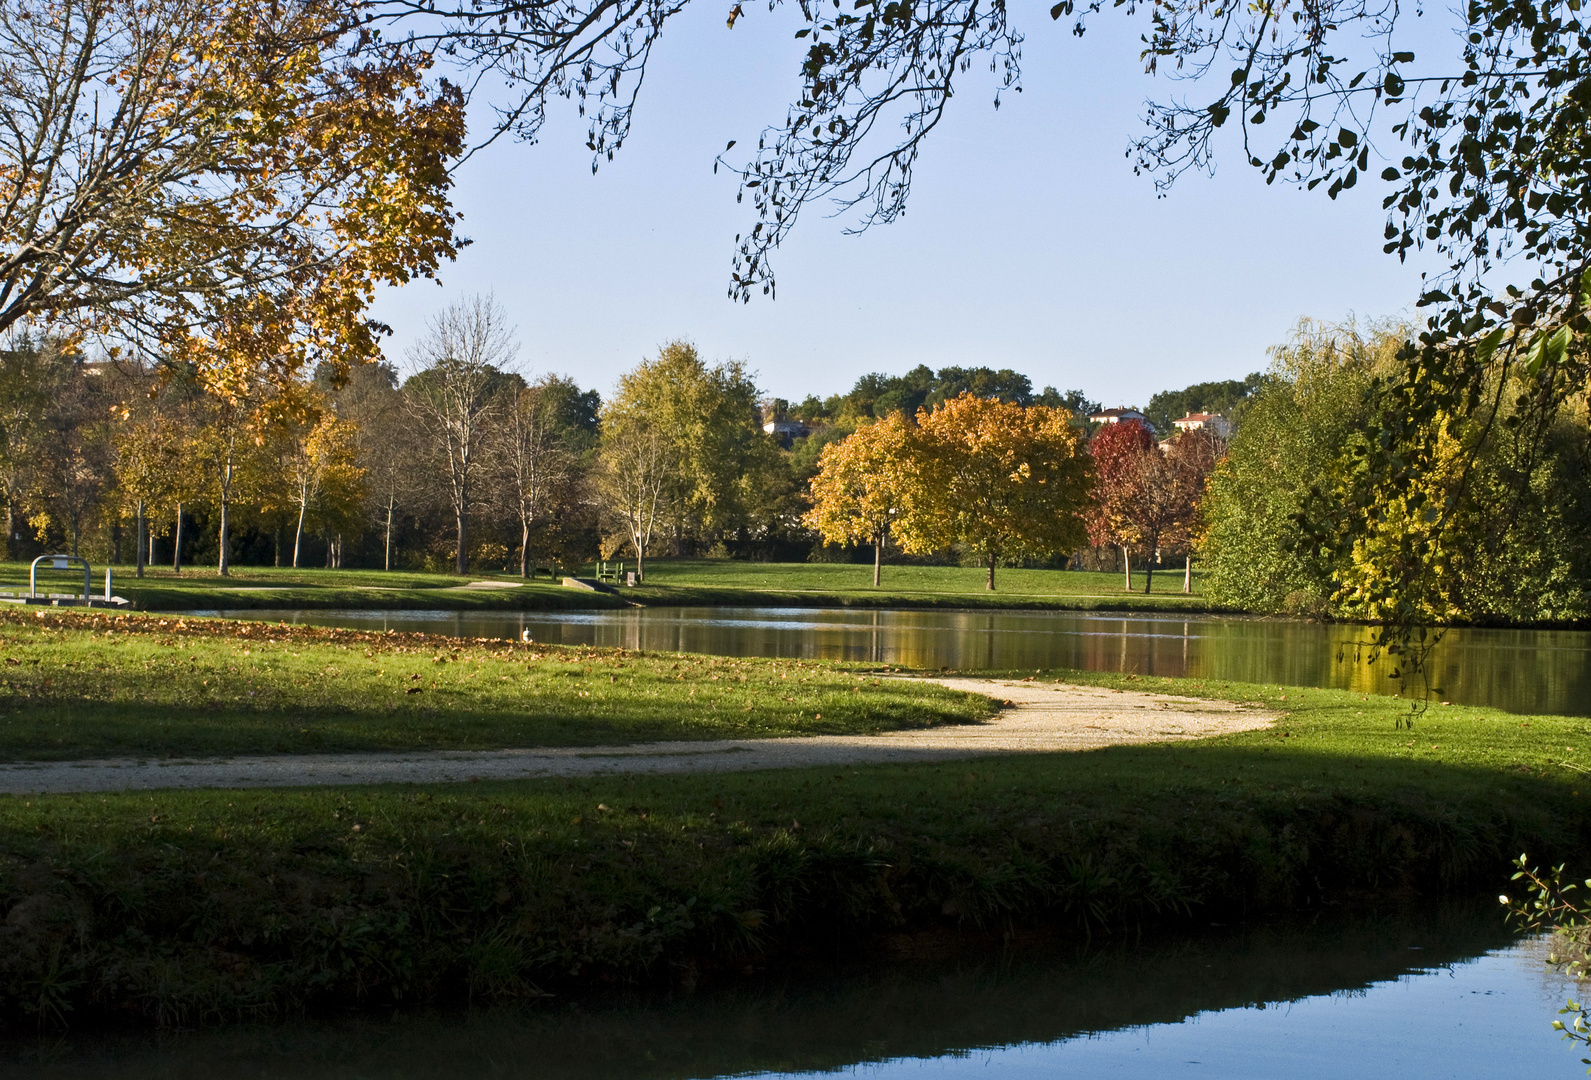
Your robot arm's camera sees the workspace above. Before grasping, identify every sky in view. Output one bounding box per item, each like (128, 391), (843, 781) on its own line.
(366, 1), (1450, 408)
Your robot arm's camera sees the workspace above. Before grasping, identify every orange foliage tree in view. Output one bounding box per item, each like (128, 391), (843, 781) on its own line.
(899, 394), (1092, 591)
(804, 411), (915, 587)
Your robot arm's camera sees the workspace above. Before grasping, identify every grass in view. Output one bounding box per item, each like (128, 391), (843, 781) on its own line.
(620, 559), (1222, 611)
(0, 610), (991, 760)
(3, 564), (630, 613)
(1, 634), (1589, 1028)
(0, 558), (1226, 613)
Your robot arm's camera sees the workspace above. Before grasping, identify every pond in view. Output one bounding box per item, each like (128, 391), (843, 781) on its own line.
(189, 606), (1591, 716)
(1, 902), (1582, 1079)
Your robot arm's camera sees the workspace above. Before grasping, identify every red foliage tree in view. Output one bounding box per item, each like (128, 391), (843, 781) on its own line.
(1087, 420), (1157, 590)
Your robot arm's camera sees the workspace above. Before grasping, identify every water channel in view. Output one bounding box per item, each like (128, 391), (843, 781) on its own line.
(193, 606), (1591, 715)
(1, 902), (1582, 1079)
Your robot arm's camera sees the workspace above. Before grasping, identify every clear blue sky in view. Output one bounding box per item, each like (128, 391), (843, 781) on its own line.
(368, 2), (1443, 408)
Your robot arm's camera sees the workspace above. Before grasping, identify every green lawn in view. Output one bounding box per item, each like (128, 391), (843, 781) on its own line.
(0, 558), (1225, 613)
(621, 558), (1220, 611)
(1, 667), (1586, 1027)
(1, 563), (630, 613)
(0, 610), (991, 760)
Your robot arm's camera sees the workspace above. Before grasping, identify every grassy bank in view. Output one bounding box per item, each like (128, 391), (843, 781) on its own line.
(1, 660), (1588, 1029)
(621, 560), (1224, 612)
(3, 560), (1228, 613)
(0, 611), (989, 760)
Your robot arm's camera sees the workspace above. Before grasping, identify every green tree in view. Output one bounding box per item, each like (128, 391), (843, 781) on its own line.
(601, 341), (781, 551)
(1201, 321), (1397, 615)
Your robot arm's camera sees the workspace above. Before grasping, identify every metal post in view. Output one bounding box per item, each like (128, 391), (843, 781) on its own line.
(105, 567), (112, 602)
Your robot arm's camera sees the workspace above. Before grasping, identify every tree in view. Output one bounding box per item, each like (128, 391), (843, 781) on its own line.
(900, 394), (1091, 591)
(595, 415), (675, 581)
(1086, 420), (1157, 591)
(332, 362), (414, 572)
(0, 335), (68, 558)
(404, 296), (517, 575)
(114, 390), (187, 577)
(496, 377), (579, 577)
(1200, 321), (1400, 615)
(602, 341), (780, 551)
(805, 411), (914, 587)
(275, 398), (364, 568)
(1163, 428), (1225, 594)
(0, 0), (464, 378)
(28, 355), (111, 556)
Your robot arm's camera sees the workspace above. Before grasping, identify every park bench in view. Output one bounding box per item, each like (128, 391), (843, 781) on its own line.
(532, 562), (561, 580)
(594, 560), (624, 584)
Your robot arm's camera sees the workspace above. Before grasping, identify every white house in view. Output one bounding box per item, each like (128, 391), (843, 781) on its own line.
(1171, 412), (1233, 438)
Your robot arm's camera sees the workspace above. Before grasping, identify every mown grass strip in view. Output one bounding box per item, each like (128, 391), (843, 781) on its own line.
(0, 611), (991, 760)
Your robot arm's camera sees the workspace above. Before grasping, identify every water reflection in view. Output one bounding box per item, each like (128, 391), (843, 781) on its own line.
(0, 901), (1573, 1079)
(191, 606), (1591, 716)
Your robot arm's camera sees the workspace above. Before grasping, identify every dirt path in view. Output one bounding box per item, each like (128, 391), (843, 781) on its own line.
(0, 677), (1275, 794)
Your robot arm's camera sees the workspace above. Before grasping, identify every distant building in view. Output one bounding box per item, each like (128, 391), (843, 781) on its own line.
(763, 418), (810, 446)
(1171, 412), (1233, 438)
(1088, 407), (1151, 430)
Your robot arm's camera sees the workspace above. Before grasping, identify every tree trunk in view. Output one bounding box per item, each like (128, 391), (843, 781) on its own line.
(273, 523), (282, 567)
(217, 498), (229, 577)
(292, 503), (306, 568)
(173, 505), (184, 573)
(520, 517), (530, 578)
(455, 508), (468, 575)
(1121, 545), (1131, 591)
(134, 501), (145, 578)
(873, 538), (882, 588)
(987, 553), (997, 592)
(3, 503), (13, 562)
(1184, 553), (1192, 594)
(384, 499), (394, 572)
(1143, 556), (1154, 594)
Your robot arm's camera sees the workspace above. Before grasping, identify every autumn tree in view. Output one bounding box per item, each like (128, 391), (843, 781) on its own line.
(28, 357), (112, 557)
(900, 394), (1091, 591)
(804, 411), (914, 587)
(114, 388), (187, 577)
(0, 335), (71, 558)
(0, 0), (464, 381)
(331, 362), (413, 571)
(1086, 420), (1157, 591)
(270, 394), (364, 568)
(1164, 428), (1225, 594)
(404, 296), (518, 575)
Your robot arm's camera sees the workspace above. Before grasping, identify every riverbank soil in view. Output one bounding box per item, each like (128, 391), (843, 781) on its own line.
(0, 559), (1223, 613)
(0, 619), (1586, 1028)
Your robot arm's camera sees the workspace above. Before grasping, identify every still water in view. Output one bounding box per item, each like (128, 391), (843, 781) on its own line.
(193, 606), (1591, 716)
(0, 903), (1582, 1079)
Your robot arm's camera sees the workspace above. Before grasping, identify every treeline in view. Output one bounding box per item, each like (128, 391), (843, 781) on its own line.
(2, 294), (1254, 580)
(1200, 319), (1591, 624)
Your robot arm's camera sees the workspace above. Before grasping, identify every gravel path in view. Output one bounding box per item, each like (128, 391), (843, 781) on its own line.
(0, 678), (1275, 794)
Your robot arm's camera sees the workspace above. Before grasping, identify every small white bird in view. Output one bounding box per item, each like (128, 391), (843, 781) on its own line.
(521, 630), (534, 643)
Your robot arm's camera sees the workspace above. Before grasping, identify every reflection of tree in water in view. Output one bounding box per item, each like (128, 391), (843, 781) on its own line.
(250, 609), (1591, 714)
(28, 901), (1514, 1080)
